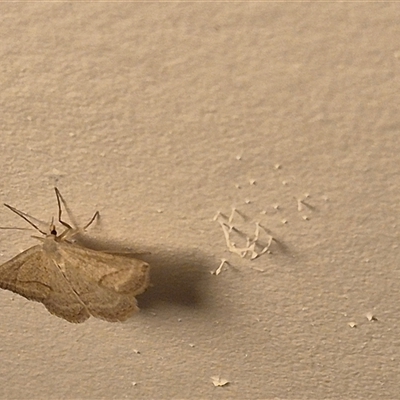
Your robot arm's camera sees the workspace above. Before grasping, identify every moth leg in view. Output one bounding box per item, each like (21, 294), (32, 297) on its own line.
(83, 211), (100, 230)
(54, 188), (100, 232)
(54, 187), (73, 230)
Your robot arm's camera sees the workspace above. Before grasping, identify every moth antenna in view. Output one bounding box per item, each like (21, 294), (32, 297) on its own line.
(3, 203), (47, 236)
(0, 226), (33, 231)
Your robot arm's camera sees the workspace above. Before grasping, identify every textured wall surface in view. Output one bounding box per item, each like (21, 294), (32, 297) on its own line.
(1, 3), (400, 399)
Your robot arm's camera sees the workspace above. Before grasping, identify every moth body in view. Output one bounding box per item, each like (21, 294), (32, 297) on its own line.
(0, 188), (150, 323)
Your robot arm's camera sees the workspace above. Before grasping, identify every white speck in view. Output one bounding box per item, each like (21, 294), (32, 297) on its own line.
(348, 322), (357, 328)
(213, 211), (221, 221)
(212, 211), (227, 221)
(366, 312), (377, 322)
(211, 376), (229, 387)
(211, 259), (228, 276)
(47, 168), (65, 177)
(296, 198), (303, 211)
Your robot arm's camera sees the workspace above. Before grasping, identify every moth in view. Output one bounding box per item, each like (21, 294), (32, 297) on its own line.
(0, 188), (150, 323)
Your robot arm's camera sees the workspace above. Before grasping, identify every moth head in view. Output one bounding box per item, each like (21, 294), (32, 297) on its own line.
(49, 217), (58, 236)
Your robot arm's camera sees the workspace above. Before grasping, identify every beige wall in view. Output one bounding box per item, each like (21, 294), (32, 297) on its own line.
(0, 3), (399, 398)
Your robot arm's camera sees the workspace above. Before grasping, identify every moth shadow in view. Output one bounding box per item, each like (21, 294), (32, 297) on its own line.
(73, 234), (212, 311)
(137, 249), (211, 310)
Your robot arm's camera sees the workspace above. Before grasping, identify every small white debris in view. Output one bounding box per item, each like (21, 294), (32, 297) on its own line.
(235, 155), (242, 161)
(227, 208), (235, 224)
(52, 168), (64, 177)
(211, 376), (229, 387)
(251, 266), (265, 272)
(217, 217), (274, 261)
(302, 215), (309, 220)
(348, 322), (357, 328)
(213, 211), (222, 221)
(211, 259), (228, 276)
(366, 312), (377, 322)
(296, 198), (304, 211)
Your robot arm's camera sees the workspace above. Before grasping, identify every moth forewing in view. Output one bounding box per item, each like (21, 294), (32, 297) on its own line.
(53, 239), (150, 294)
(0, 245), (52, 301)
(0, 188), (150, 323)
(99, 259), (150, 294)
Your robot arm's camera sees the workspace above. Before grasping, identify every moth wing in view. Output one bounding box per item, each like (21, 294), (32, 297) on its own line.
(54, 243), (150, 322)
(0, 246), (51, 301)
(42, 287), (90, 323)
(0, 245), (90, 323)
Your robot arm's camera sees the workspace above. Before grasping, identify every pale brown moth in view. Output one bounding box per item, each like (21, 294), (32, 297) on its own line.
(0, 188), (150, 323)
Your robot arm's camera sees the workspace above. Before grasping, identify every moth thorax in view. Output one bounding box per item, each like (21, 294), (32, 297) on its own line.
(43, 235), (59, 253)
